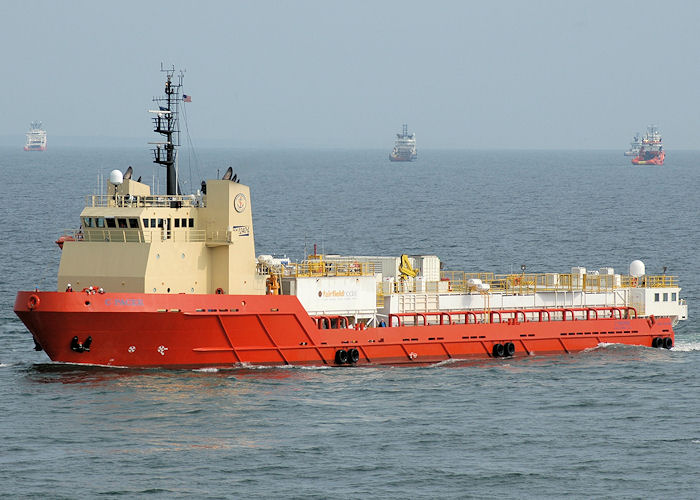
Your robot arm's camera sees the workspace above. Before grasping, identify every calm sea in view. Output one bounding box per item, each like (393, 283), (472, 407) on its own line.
(1, 147), (698, 498)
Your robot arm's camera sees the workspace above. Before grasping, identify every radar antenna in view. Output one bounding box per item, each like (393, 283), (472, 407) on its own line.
(150, 64), (185, 195)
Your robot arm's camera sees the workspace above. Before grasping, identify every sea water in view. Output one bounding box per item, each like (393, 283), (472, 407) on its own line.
(0, 148), (698, 498)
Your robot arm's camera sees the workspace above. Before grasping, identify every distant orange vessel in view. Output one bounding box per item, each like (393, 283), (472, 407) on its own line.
(632, 125), (664, 165)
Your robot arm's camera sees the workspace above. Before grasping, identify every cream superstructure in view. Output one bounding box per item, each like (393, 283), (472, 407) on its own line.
(57, 176), (265, 295)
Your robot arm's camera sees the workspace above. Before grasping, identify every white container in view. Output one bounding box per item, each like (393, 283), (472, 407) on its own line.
(416, 255), (441, 282)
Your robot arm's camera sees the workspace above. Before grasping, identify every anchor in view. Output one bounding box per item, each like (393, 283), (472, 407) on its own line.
(70, 336), (92, 353)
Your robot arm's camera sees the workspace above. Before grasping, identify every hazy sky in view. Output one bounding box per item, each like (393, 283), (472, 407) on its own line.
(4, 0), (700, 149)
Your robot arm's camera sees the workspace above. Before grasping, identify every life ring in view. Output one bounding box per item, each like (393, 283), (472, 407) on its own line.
(215, 288), (224, 295)
(27, 294), (40, 310)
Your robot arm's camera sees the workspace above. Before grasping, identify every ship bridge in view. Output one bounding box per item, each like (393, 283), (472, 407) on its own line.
(57, 175), (265, 296)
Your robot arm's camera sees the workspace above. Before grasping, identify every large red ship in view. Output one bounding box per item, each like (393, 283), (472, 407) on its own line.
(13, 71), (688, 368)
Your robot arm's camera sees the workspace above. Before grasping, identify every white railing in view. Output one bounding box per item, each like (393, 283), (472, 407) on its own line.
(85, 194), (203, 208)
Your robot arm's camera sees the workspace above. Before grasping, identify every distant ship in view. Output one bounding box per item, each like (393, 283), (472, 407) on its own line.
(389, 124), (417, 162)
(631, 125), (664, 165)
(24, 121), (47, 151)
(624, 132), (642, 156)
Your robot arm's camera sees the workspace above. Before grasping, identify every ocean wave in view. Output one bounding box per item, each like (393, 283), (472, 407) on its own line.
(669, 340), (700, 352)
(588, 339), (700, 353)
(237, 362), (331, 371)
(424, 358), (464, 368)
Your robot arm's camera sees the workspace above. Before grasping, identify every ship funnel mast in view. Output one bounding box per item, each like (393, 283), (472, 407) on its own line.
(150, 64), (184, 195)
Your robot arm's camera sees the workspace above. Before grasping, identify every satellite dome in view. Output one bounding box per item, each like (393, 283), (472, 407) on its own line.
(109, 169), (123, 186)
(629, 260), (646, 277)
(257, 255), (273, 265)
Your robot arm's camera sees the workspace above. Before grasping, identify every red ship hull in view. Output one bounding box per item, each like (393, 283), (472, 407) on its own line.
(632, 150), (665, 165)
(14, 290), (675, 368)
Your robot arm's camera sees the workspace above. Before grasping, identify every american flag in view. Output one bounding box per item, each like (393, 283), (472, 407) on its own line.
(183, 94), (192, 102)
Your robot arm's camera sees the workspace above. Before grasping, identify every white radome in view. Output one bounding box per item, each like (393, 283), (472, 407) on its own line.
(258, 255), (274, 265)
(109, 169), (123, 186)
(629, 260), (646, 277)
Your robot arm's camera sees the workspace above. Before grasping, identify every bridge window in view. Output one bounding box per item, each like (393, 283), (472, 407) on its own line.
(143, 219), (149, 228)
(654, 293), (660, 302)
(83, 217), (94, 228)
(106, 218), (116, 228)
(174, 219), (180, 228)
(189, 218), (194, 227)
(181, 218), (187, 227)
(128, 218), (139, 228)
(117, 218), (128, 228)
(672, 293), (677, 301)
(663, 293), (668, 302)
(96, 218), (105, 228)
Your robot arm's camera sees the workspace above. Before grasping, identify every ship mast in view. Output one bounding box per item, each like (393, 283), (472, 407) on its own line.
(151, 65), (183, 195)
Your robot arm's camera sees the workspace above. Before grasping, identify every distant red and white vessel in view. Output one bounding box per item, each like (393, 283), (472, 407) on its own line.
(13, 71), (687, 368)
(632, 125), (664, 165)
(24, 121), (47, 151)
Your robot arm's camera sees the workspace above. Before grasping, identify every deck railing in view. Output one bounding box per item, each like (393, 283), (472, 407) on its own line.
(387, 306), (639, 327)
(60, 228), (213, 243)
(281, 259), (376, 278)
(85, 194), (203, 208)
(438, 271), (677, 293)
